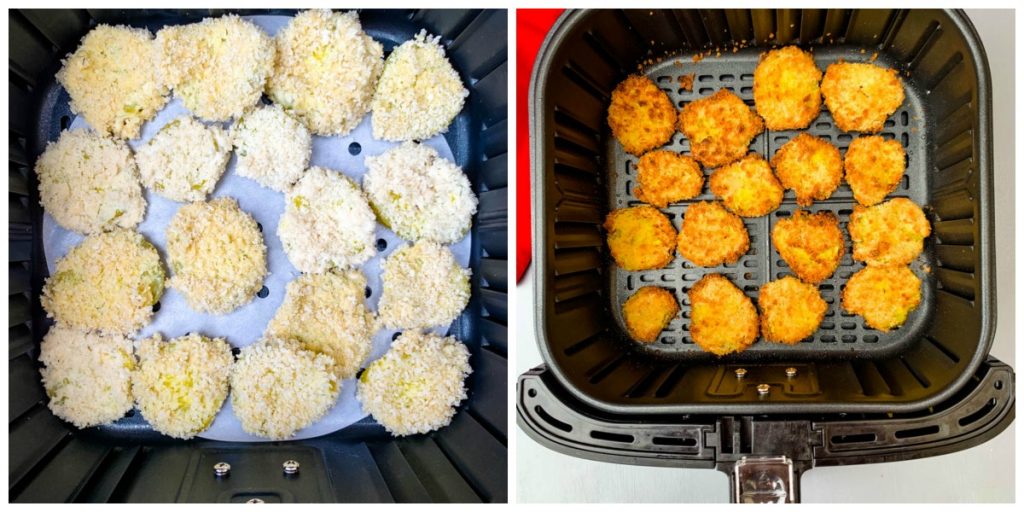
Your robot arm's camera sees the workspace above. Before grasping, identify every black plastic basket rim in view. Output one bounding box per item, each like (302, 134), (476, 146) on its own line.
(529, 8), (997, 415)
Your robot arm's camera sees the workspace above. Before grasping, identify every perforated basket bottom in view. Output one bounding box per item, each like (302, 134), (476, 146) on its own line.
(607, 46), (936, 361)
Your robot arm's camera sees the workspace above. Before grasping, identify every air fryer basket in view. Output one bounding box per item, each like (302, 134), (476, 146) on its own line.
(520, 8), (1012, 503)
(532, 8), (998, 415)
(9, 9), (508, 503)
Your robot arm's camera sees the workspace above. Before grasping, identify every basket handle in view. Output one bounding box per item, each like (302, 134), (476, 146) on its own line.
(728, 455), (801, 503)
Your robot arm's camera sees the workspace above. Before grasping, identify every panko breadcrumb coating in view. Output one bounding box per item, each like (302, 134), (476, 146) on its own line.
(758, 276), (827, 344)
(603, 205), (677, 271)
(132, 333), (232, 439)
(56, 25), (168, 139)
(821, 61), (905, 133)
(676, 201), (749, 267)
(709, 153), (783, 217)
(135, 116), (232, 202)
(166, 198), (266, 314)
(633, 150), (704, 208)
(622, 286), (679, 343)
(357, 331), (471, 436)
(39, 326), (135, 429)
(843, 265), (922, 332)
(363, 142), (477, 244)
(266, 270), (374, 380)
(377, 241), (472, 330)
(753, 46), (823, 130)
(607, 75), (677, 156)
(268, 9), (384, 136)
(35, 129), (146, 234)
(688, 274), (758, 355)
(849, 198), (931, 266)
(231, 337), (339, 440)
(844, 135), (906, 206)
(231, 104), (312, 192)
(771, 134), (843, 206)
(372, 30), (468, 141)
(772, 210), (845, 284)
(279, 167), (377, 273)
(42, 230), (164, 334)
(679, 89), (764, 168)
(156, 15), (274, 121)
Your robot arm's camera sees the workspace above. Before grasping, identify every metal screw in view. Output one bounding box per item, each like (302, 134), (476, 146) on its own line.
(785, 367), (798, 378)
(213, 462), (231, 477)
(246, 498), (265, 504)
(757, 384), (771, 396)
(735, 368), (748, 378)
(283, 460), (300, 475)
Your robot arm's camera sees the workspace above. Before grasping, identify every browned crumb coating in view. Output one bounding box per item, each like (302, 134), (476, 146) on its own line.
(608, 75), (677, 156)
(759, 276), (827, 344)
(679, 89), (764, 168)
(753, 46), (823, 130)
(676, 201), (749, 267)
(634, 150), (704, 208)
(709, 153), (783, 217)
(688, 274), (758, 355)
(771, 134), (843, 207)
(622, 286), (680, 343)
(849, 198), (931, 266)
(821, 61), (904, 133)
(844, 135), (906, 206)
(604, 205), (677, 271)
(772, 210), (845, 284)
(842, 265), (922, 332)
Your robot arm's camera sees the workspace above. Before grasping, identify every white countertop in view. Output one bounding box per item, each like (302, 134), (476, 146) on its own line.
(515, 9), (1015, 503)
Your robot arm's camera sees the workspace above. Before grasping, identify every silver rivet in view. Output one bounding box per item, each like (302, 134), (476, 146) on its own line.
(283, 460), (300, 475)
(246, 498), (265, 504)
(735, 368), (748, 378)
(757, 384), (770, 395)
(785, 367), (798, 378)
(213, 462), (231, 477)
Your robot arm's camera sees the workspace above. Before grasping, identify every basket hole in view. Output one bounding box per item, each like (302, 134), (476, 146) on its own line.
(256, 222), (263, 232)
(958, 398), (998, 427)
(392, 331), (402, 341)
(652, 436), (697, 446)
(365, 286), (372, 298)
(534, 406), (572, 432)
(152, 301), (161, 313)
(348, 142), (361, 156)
(863, 334), (879, 343)
(231, 346), (241, 356)
(841, 335), (856, 343)
(821, 335), (836, 343)
(527, 388), (537, 398)
(376, 238), (387, 251)
(256, 286), (269, 298)
(60, 115), (71, 130)
(894, 425), (940, 439)
(720, 74), (735, 82)
(590, 430), (634, 443)
(995, 380), (1003, 390)
(125, 409), (135, 417)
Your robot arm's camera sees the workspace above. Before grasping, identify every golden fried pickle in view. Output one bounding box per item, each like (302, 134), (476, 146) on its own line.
(679, 89), (764, 168)
(608, 75), (677, 156)
(709, 153), (783, 217)
(772, 210), (845, 284)
(753, 46), (823, 130)
(771, 134), (843, 206)
(633, 150), (704, 208)
(676, 202), (749, 267)
(842, 265), (922, 332)
(758, 276), (828, 344)
(849, 198), (930, 266)
(604, 205), (677, 271)
(844, 135), (906, 206)
(821, 61), (905, 133)
(622, 287), (680, 343)
(688, 274), (758, 355)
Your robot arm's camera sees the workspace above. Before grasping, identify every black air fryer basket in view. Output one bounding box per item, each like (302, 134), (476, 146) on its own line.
(10, 9), (508, 503)
(518, 8), (1012, 502)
